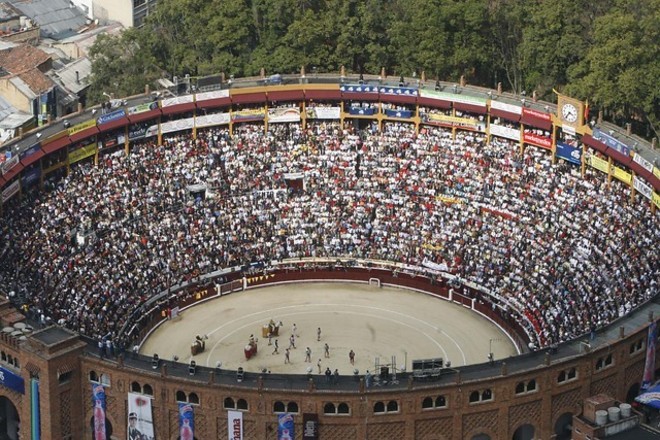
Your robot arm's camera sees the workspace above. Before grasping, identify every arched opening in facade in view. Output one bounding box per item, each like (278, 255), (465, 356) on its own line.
(471, 434), (491, 440)
(512, 423), (535, 440)
(554, 412), (573, 440)
(626, 383), (641, 403)
(88, 415), (113, 439)
(0, 396), (20, 440)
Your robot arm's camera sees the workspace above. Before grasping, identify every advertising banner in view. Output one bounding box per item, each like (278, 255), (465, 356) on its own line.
(305, 107), (341, 119)
(268, 107), (301, 123)
(178, 403), (194, 440)
(654, 192), (660, 210)
(378, 86), (418, 96)
(642, 321), (658, 390)
(654, 167), (660, 180)
(633, 152), (654, 173)
(556, 142), (582, 165)
(128, 392), (155, 440)
(522, 107), (552, 122)
(592, 127), (631, 156)
(523, 132), (552, 150)
(145, 125), (159, 138)
(92, 384), (107, 440)
(162, 95), (194, 108)
(195, 90), (229, 102)
(68, 119), (97, 136)
(21, 166), (41, 188)
(228, 410), (243, 440)
(424, 113), (482, 130)
(302, 413), (319, 440)
(160, 117), (195, 135)
(339, 84), (379, 93)
(589, 155), (610, 174)
(489, 124), (521, 142)
(348, 107), (376, 116)
(278, 413), (294, 440)
(633, 176), (653, 200)
(1, 180), (20, 203)
(232, 108), (266, 122)
(97, 109), (126, 126)
(0, 365), (25, 394)
(612, 166), (632, 185)
(20, 143), (41, 160)
(31, 379), (40, 440)
(490, 100), (522, 114)
(1, 155), (19, 175)
(128, 102), (159, 115)
(69, 144), (97, 164)
(384, 109), (413, 119)
(195, 113), (230, 128)
(419, 89), (487, 106)
(129, 123), (150, 141)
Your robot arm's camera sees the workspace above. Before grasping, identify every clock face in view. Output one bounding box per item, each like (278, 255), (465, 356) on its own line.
(561, 103), (578, 123)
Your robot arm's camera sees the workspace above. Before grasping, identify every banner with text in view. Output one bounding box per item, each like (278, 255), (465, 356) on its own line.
(384, 108), (413, 119)
(489, 124), (521, 142)
(128, 392), (155, 440)
(228, 410), (243, 440)
(1, 180), (20, 203)
(556, 142), (582, 165)
(278, 413), (295, 440)
(1, 155), (19, 175)
(588, 154), (610, 174)
(419, 89), (487, 106)
(69, 144), (97, 164)
(195, 113), (230, 128)
(612, 166), (632, 185)
(268, 107), (301, 123)
(302, 413), (319, 440)
(348, 107), (376, 116)
(162, 95), (194, 108)
(128, 102), (158, 115)
(305, 107), (341, 119)
(523, 132), (552, 150)
(232, 108), (266, 122)
(160, 117), (195, 135)
(633, 176), (653, 200)
(653, 192), (660, 210)
(195, 90), (229, 102)
(378, 86), (418, 96)
(633, 152), (654, 173)
(490, 100), (522, 114)
(68, 119), (96, 136)
(424, 113), (484, 131)
(592, 127), (631, 156)
(339, 84), (379, 93)
(97, 109), (126, 126)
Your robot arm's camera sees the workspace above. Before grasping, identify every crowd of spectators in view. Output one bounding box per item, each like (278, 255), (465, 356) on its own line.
(0, 122), (657, 350)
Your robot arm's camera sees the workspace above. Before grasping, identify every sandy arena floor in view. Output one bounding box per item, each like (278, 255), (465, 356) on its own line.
(140, 282), (518, 375)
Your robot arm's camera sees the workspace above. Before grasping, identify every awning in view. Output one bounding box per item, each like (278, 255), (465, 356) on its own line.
(381, 94), (417, 105)
(161, 102), (196, 116)
(97, 117), (129, 133)
(520, 112), (553, 131)
(417, 97), (451, 109)
(305, 89), (341, 101)
(582, 134), (607, 154)
(195, 97), (231, 109)
(69, 126), (99, 144)
(231, 92), (267, 104)
(453, 102), (487, 114)
(128, 108), (161, 124)
(42, 135), (71, 154)
(20, 149), (44, 167)
(490, 108), (520, 123)
(607, 147), (632, 167)
(1, 163), (24, 182)
(341, 92), (379, 101)
(268, 90), (304, 102)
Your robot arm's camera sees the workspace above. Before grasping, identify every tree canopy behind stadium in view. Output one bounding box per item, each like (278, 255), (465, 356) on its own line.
(87, 0), (660, 138)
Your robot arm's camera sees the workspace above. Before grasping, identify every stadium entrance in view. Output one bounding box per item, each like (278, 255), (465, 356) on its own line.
(0, 396), (20, 440)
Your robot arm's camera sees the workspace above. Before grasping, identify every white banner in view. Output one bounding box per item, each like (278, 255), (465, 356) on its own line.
(633, 176), (653, 200)
(489, 100), (522, 114)
(128, 392), (155, 440)
(1, 155), (19, 175)
(490, 124), (521, 141)
(228, 410), (243, 440)
(195, 90), (229, 102)
(633, 152), (654, 173)
(196, 113), (231, 128)
(145, 124), (159, 138)
(268, 107), (301, 123)
(305, 107), (341, 119)
(161, 117), (195, 134)
(161, 95), (194, 107)
(1, 180), (20, 203)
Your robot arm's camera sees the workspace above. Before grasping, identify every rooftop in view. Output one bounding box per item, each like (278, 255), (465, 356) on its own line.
(4, 0), (88, 40)
(605, 425), (660, 440)
(51, 55), (90, 94)
(0, 43), (50, 74)
(31, 326), (77, 346)
(0, 1), (19, 22)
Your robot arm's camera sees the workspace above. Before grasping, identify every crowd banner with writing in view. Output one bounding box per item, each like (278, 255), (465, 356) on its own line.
(612, 166), (632, 185)
(378, 86), (418, 96)
(0, 365), (25, 394)
(232, 108), (266, 122)
(195, 113), (231, 128)
(97, 109), (126, 126)
(384, 109), (413, 119)
(268, 107), (301, 123)
(162, 95), (194, 108)
(1, 180), (20, 203)
(278, 413), (295, 440)
(68, 119), (97, 136)
(128, 392), (155, 440)
(490, 124), (521, 142)
(160, 117), (195, 135)
(69, 144), (98, 164)
(339, 84), (379, 93)
(195, 90), (229, 102)
(633, 176), (653, 200)
(588, 155), (610, 174)
(1, 155), (19, 175)
(305, 107), (341, 119)
(592, 127), (631, 156)
(228, 410), (243, 440)
(178, 403), (194, 440)
(556, 142), (582, 165)
(128, 102), (159, 115)
(490, 100), (522, 115)
(348, 107), (376, 116)
(302, 413), (319, 440)
(642, 321), (658, 390)
(633, 152), (654, 173)
(523, 132), (552, 150)
(92, 384), (107, 440)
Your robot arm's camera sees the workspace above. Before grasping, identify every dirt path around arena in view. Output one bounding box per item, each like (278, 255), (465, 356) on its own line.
(140, 282), (518, 375)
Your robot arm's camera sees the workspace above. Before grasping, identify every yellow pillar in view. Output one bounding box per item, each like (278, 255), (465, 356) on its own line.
(551, 127), (557, 165)
(607, 157), (613, 188)
(124, 124), (129, 156)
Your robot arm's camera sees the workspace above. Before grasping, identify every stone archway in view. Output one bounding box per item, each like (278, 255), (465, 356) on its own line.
(512, 423), (535, 440)
(0, 396), (20, 440)
(554, 412), (573, 440)
(626, 383), (641, 403)
(471, 434), (492, 440)
(89, 415), (113, 439)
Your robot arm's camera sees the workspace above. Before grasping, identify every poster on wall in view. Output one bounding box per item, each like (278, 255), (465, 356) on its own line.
(92, 384), (107, 440)
(302, 413), (319, 440)
(178, 403), (195, 440)
(277, 413), (294, 440)
(128, 392), (155, 440)
(228, 410), (243, 440)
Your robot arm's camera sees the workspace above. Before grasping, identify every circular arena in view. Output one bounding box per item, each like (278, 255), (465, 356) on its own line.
(0, 73), (658, 440)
